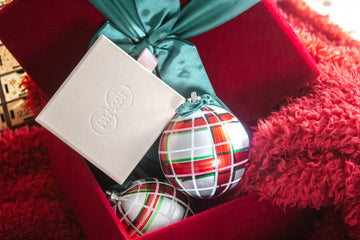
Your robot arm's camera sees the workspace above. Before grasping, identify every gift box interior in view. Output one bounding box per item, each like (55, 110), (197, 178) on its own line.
(0, 0), (319, 239)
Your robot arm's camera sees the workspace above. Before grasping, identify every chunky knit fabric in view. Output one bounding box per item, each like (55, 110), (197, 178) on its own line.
(241, 0), (360, 239)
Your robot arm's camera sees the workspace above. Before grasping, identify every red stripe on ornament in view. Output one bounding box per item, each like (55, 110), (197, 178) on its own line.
(175, 189), (189, 203)
(170, 118), (208, 134)
(159, 153), (168, 162)
(215, 142), (231, 155)
(204, 114), (220, 126)
(205, 108), (235, 196)
(121, 219), (137, 237)
(162, 184), (176, 196)
(217, 112), (235, 121)
(136, 186), (160, 232)
(171, 157), (215, 175)
(126, 184), (148, 193)
(161, 162), (174, 176)
(216, 152), (233, 170)
(212, 126), (228, 144)
(172, 119), (193, 130)
(119, 209), (142, 238)
(193, 158), (216, 174)
(159, 133), (169, 152)
(168, 178), (182, 189)
(130, 182), (155, 226)
(137, 196), (156, 232)
(193, 117), (207, 127)
(164, 119), (176, 131)
(234, 149), (249, 163)
(149, 183), (158, 192)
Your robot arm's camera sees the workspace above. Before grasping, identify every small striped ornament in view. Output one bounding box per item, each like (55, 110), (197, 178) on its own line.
(114, 178), (195, 239)
(159, 105), (249, 199)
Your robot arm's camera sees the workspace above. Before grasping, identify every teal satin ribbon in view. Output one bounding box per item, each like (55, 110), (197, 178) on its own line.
(176, 94), (218, 117)
(89, 0), (260, 98)
(89, 0), (259, 180)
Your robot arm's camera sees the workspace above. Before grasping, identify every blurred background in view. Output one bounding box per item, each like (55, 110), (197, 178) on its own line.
(0, 0), (34, 132)
(303, 0), (360, 40)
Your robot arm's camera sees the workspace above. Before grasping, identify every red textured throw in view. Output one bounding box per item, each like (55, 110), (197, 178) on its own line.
(1, 0), (360, 239)
(240, 0), (360, 239)
(0, 127), (84, 239)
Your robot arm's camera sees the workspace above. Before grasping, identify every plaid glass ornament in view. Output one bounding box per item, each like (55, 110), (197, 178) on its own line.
(115, 178), (195, 239)
(159, 105), (249, 199)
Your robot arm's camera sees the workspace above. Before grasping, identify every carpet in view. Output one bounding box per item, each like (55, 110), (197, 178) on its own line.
(1, 0), (360, 239)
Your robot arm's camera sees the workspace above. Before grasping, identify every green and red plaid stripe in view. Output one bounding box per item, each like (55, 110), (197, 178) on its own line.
(159, 105), (249, 199)
(115, 178), (194, 238)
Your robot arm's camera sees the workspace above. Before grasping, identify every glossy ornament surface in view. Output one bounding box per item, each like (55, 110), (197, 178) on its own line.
(159, 105), (249, 199)
(115, 178), (195, 239)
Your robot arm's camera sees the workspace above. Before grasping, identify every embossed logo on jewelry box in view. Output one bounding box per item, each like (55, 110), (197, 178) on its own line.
(90, 85), (132, 135)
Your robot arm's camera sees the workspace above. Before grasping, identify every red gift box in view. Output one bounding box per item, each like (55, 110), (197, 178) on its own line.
(0, 0), (319, 239)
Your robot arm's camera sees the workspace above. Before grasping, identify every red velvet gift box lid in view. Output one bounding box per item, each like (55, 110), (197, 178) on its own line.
(0, 0), (319, 240)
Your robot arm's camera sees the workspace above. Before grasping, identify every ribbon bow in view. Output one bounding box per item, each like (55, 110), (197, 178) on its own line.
(89, 0), (260, 98)
(176, 94), (218, 117)
(89, 0), (259, 180)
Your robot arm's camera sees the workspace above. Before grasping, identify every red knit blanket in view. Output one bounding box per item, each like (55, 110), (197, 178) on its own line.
(1, 0), (360, 239)
(242, 1), (360, 239)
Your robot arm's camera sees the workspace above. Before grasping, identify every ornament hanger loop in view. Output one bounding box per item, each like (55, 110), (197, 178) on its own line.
(188, 92), (201, 103)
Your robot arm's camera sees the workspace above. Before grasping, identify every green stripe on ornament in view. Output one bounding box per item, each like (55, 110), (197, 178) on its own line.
(124, 190), (154, 195)
(233, 146), (249, 153)
(234, 165), (246, 171)
(230, 141), (237, 181)
(170, 154), (214, 163)
(180, 172), (215, 182)
(170, 127), (207, 136)
(143, 195), (164, 232)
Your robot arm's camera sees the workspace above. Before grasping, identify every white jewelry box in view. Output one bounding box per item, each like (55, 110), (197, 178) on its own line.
(36, 35), (185, 184)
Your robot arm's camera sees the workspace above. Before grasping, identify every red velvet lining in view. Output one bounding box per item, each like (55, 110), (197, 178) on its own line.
(0, 0), (319, 239)
(191, 0), (318, 123)
(0, 0), (105, 98)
